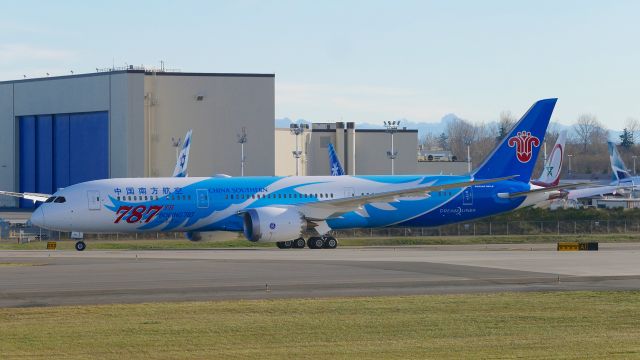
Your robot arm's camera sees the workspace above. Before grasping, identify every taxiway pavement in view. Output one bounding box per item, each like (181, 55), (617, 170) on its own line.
(1, 245), (639, 307)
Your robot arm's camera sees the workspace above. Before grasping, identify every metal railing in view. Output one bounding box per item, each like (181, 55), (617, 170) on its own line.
(4, 219), (640, 243)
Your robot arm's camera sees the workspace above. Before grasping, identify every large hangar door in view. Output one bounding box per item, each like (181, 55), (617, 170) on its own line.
(18, 111), (109, 208)
(69, 113), (109, 184)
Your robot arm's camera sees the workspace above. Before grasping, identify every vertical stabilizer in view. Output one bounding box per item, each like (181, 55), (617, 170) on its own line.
(173, 129), (192, 177)
(473, 99), (557, 182)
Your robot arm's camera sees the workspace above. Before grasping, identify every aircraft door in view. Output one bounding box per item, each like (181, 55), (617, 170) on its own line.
(344, 187), (355, 198)
(197, 189), (209, 208)
(87, 190), (101, 210)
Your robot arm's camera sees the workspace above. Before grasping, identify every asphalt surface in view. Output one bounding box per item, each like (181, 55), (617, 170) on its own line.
(1, 245), (639, 307)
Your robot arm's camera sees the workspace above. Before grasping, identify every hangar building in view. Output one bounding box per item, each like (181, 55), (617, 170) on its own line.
(0, 69), (274, 208)
(276, 122), (416, 176)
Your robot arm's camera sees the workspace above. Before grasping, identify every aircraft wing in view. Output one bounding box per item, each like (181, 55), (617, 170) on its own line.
(566, 185), (621, 200)
(299, 175), (517, 220)
(0, 190), (51, 202)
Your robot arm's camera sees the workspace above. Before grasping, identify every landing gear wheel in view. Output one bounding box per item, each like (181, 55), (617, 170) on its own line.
(276, 241), (293, 249)
(75, 241), (86, 252)
(307, 237), (325, 249)
(292, 238), (306, 249)
(323, 236), (338, 249)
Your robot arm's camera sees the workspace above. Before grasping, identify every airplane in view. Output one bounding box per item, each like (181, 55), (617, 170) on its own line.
(5, 99), (567, 252)
(561, 141), (633, 201)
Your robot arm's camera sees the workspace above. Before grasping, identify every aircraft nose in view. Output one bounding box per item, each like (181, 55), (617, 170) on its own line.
(31, 207), (46, 228)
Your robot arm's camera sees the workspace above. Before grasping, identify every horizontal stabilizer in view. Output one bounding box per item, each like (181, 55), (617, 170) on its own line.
(497, 182), (592, 199)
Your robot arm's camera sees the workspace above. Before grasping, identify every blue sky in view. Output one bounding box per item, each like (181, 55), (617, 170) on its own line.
(1, 0), (639, 129)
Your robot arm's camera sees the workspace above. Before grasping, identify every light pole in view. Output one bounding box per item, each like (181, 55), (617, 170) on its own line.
(237, 127), (247, 176)
(633, 156), (638, 175)
(290, 123), (307, 176)
(384, 121), (400, 175)
(464, 137), (473, 173)
(567, 154), (573, 174)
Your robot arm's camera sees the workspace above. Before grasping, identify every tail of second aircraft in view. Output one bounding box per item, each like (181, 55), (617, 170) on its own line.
(328, 143), (345, 176)
(172, 129), (192, 177)
(473, 98), (557, 182)
(532, 130), (567, 187)
(608, 141), (631, 183)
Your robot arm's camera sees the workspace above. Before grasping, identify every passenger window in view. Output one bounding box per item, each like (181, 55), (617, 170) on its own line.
(128, 196), (132, 201)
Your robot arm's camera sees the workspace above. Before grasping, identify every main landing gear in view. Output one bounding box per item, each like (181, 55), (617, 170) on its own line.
(276, 236), (338, 250)
(75, 241), (86, 251)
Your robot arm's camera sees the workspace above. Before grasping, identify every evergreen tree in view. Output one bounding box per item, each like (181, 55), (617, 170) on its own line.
(437, 132), (448, 150)
(620, 128), (634, 149)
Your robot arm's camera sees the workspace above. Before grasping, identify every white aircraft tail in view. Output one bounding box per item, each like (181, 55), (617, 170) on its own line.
(534, 130), (566, 186)
(172, 129), (192, 177)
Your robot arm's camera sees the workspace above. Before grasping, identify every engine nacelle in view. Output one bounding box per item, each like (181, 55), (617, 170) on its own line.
(242, 207), (306, 243)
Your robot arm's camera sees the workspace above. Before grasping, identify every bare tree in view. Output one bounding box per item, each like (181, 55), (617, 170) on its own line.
(496, 110), (516, 142)
(420, 132), (439, 150)
(446, 118), (476, 160)
(625, 117), (640, 144)
(574, 114), (604, 153)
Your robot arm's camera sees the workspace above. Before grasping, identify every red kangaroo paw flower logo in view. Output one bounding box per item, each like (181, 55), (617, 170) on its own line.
(508, 131), (540, 163)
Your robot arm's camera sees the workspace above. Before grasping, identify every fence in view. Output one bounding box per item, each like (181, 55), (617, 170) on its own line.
(5, 219), (640, 243)
(331, 220), (640, 238)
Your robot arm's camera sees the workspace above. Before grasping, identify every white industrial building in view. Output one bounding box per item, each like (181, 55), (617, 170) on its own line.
(275, 122), (468, 176)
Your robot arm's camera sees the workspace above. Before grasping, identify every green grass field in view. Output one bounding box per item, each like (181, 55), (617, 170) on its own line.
(1, 291), (639, 359)
(0, 233), (639, 250)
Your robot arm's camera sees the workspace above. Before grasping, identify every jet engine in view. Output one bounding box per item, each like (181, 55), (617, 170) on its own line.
(242, 206), (306, 243)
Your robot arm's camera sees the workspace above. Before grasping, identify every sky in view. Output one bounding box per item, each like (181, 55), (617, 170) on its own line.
(1, 0), (639, 130)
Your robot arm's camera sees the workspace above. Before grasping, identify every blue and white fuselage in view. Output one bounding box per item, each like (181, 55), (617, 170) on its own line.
(31, 174), (539, 235)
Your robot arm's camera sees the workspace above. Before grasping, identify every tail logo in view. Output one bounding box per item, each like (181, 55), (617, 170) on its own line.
(508, 131), (540, 163)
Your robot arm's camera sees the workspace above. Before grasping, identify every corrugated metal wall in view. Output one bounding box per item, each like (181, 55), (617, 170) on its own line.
(18, 111), (108, 208)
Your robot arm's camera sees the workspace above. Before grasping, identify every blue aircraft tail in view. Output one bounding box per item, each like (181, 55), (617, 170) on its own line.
(473, 98), (557, 182)
(328, 143), (345, 176)
(608, 141), (631, 182)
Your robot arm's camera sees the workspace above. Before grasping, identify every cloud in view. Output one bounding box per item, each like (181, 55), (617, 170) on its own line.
(0, 44), (76, 63)
(277, 81), (454, 122)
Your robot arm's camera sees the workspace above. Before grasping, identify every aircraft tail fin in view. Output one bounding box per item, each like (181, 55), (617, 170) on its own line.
(608, 141), (631, 182)
(473, 99), (557, 182)
(328, 143), (345, 176)
(534, 130), (567, 186)
(172, 129), (192, 177)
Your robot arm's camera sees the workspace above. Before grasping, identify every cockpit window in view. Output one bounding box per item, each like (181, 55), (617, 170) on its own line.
(45, 196), (56, 203)
(54, 197), (66, 203)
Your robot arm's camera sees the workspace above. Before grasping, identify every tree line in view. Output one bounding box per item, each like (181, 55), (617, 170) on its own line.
(420, 113), (640, 178)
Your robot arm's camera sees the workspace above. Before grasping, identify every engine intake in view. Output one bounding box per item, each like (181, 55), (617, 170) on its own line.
(242, 207), (306, 243)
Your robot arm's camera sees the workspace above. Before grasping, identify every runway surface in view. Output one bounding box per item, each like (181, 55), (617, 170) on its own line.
(1, 244), (639, 307)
